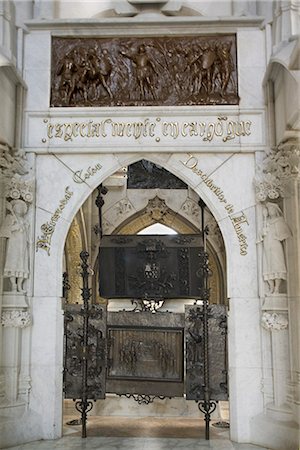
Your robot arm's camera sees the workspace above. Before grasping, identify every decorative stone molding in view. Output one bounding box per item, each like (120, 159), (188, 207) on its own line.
(5, 176), (34, 203)
(145, 196), (168, 221)
(261, 312), (288, 331)
(1, 310), (31, 328)
(207, 217), (224, 250)
(113, 0), (183, 17)
(254, 140), (300, 202)
(0, 144), (28, 178)
(115, 198), (133, 216)
(181, 199), (200, 218)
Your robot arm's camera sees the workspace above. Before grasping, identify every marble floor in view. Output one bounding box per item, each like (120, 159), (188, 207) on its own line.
(4, 416), (270, 450)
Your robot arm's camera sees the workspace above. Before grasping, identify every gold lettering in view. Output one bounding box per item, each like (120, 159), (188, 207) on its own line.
(47, 124), (54, 139)
(181, 123), (188, 137)
(245, 120), (252, 135)
(64, 123), (73, 141)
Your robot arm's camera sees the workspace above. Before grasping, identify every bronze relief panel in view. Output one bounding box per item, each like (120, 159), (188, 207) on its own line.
(51, 35), (239, 107)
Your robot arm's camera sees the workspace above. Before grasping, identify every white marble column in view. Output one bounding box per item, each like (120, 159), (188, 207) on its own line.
(0, 175), (8, 401)
(284, 175), (300, 425)
(29, 296), (64, 439)
(262, 297), (292, 421)
(1, 293), (31, 406)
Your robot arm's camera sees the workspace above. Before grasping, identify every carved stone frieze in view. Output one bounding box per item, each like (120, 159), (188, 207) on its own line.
(261, 312), (288, 331)
(254, 140), (300, 202)
(51, 35), (239, 107)
(1, 310), (31, 328)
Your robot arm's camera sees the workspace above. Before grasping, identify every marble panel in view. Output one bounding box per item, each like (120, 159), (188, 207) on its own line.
(227, 297), (262, 369)
(34, 206), (67, 297)
(167, 152), (235, 201)
(218, 206), (258, 299)
(55, 153), (122, 191)
(24, 109), (264, 152)
(197, 153), (256, 219)
(229, 367), (264, 443)
(24, 69), (50, 111)
(238, 68), (266, 110)
(29, 296), (64, 439)
(24, 31), (51, 70)
(237, 30), (266, 69)
(0, 71), (16, 147)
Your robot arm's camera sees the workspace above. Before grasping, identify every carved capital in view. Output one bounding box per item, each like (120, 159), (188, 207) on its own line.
(261, 312), (288, 331)
(255, 140), (300, 202)
(1, 310), (31, 328)
(0, 144), (29, 179)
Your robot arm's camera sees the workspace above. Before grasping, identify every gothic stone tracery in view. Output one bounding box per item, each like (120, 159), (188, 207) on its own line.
(51, 35), (239, 107)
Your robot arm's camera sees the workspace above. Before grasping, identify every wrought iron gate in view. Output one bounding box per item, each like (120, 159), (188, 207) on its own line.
(63, 248), (228, 439)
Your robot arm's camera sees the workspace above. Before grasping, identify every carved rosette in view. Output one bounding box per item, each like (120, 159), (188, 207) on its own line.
(254, 140), (300, 202)
(5, 177), (34, 203)
(145, 196), (168, 222)
(1, 310), (31, 328)
(261, 312), (288, 331)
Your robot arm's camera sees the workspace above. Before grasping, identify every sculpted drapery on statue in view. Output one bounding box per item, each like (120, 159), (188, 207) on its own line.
(260, 202), (292, 295)
(0, 145), (33, 294)
(50, 35), (239, 107)
(0, 200), (30, 293)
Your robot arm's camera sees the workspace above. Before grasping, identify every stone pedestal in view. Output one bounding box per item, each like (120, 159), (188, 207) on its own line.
(0, 292), (31, 406)
(261, 294), (293, 422)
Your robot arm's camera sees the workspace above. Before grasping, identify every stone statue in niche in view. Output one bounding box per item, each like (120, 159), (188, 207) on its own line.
(261, 202), (292, 295)
(50, 35), (239, 107)
(0, 200), (30, 293)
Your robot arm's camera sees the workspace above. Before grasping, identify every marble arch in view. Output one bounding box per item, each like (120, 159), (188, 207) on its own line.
(0, 1), (299, 449)
(32, 149), (260, 443)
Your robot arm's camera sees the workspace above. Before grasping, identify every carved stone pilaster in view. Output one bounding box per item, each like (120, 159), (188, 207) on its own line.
(1, 310), (31, 328)
(254, 140), (300, 202)
(261, 312), (288, 331)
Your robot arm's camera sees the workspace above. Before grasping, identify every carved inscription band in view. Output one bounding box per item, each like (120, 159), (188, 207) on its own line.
(51, 35), (239, 107)
(43, 116), (251, 144)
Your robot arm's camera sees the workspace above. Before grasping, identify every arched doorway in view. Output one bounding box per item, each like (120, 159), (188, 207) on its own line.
(62, 160), (229, 438)
(32, 151), (260, 443)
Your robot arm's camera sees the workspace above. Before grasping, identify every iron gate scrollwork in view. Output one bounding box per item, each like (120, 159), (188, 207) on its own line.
(64, 303), (107, 400)
(63, 251), (107, 438)
(185, 304), (228, 402)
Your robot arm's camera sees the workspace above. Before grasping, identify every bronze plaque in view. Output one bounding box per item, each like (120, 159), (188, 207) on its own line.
(106, 311), (184, 397)
(99, 235), (205, 299)
(51, 35), (238, 107)
(107, 327), (183, 381)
